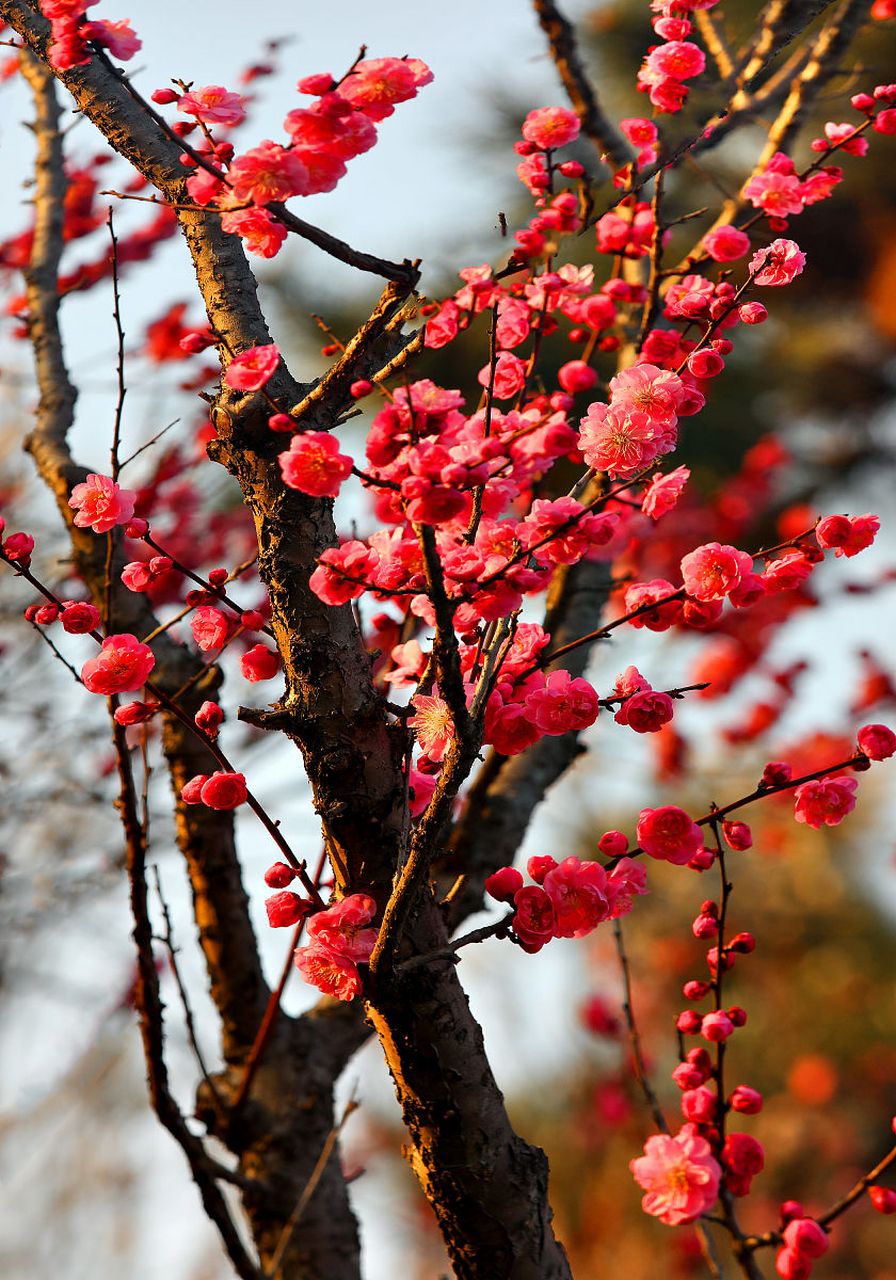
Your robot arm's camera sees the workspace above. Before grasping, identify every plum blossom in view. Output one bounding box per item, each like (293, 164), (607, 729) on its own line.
(750, 238), (806, 286)
(83, 18), (140, 60)
(265, 891), (312, 928)
(857, 723), (896, 759)
(278, 431), (353, 497)
(609, 363), (688, 425)
(579, 403), (667, 478)
(681, 542), (754, 601)
(816, 512), (879, 557)
(81, 634), (155, 695)
(521, 106), (580, 149)
(542, 857), (609, 937)
(293, 943), (364, 1001)
(191, 606), (231, 652)
(69, 473), (136, 533)
(793, 776), (858, 828)
(524, 669), (600, 735)
(227, 142), (309, 205)
(310, 540), (379, 605)
(240, 644), (280, 682)
(512, 884), (556, 952)
(408, 691), (454, 762)
(630, 1124), (721, 1225)
(339, 56), (432, 120)
(637, 805), (703, 864)
(642, 465), (690, 519)
(293, 894), (380, 1001)
(177, 85), (245, 126)
(702, 225), (751, 261)
(220, 207), (287, 258)
(224, 343), (280, 391)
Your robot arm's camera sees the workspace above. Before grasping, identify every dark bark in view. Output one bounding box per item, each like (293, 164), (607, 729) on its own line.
(367, 895), (571, 1280)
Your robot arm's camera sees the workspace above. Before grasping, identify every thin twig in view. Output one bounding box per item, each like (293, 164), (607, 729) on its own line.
(151, 864), (223, 1108)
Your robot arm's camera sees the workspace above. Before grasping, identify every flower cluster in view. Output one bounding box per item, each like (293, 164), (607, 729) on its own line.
(486, 854), (648, 953)
(166, 57), (431, 258)
(42, 1), (140, 71)
(293, 894), (379, 1001)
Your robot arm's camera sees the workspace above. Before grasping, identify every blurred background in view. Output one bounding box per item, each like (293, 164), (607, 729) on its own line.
(2, 1), (896, 1277)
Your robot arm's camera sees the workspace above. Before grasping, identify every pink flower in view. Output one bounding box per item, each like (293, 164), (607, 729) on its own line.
(644, 41), (706, 81)
(782, 1218), (829, 1259)
(642, 465), (690, 519)
(558, 360), (598, 393)
(681, 1086), (716, 1123)
(730, 1085), (763, 1113)
(701, 1010), (734, 1041)
(762, 551), (814, 592)
(309, 540), (379, 605)
(615, 688), (674, 734)
(620, 117), (658, 146)
(744, 170), (805, 217)
(521, 106), (581, 149)
(524, 669), (600, 736)
(609, 363), (688, 425)
(857, 723), (896, 760)
(869, 1187), (896, 1214)
(623, 579), (682, 631)
(606, 857), (649, 918)
(83, 18), (141, 60)
(220, 207), (287, 258)
(240, 643), (280, 682)
(520, 498), (616, 565)
(307, 894), (378, 962)
(479, 351), (527, 400)
(543, 856), (609, 937)
(512, 884), (556, 952)
(485, 867), (524, 902)
(69, 473), (136, 533)
(178, 85), (246, 126)
(749, 238), (806, 286)
(820, 121), (868, 155)
(408, 691), (454, 762)
(293, 941), (363, 1001)
(265, 891), (312, 928)
(199, 771), (248, 810)
(630, 1124), (721, 1225)
(113, 699), (158, 726)
(191, 605), (231, 652)
(579, 403), (667, 478)
(739, 301), (768, 324)
(637, 806), (703, 864)
(816, 512), (879, 557)
(227, 142), (309, 205)
(687, 348), (725, 379)
(264, 861), (296, 889)
(195, 700), (224, 739)
(681, 542), (754, 601)
(224, 343), (280, 391)
(283, 105), (376, 161)
(81, 633), (155, 695)
(60, 600), (100, 633)
(278, 431), (353, 497)
(339, 56), (431, 120)
(793, 776), (858, 828)
(702, 225), (751, 261)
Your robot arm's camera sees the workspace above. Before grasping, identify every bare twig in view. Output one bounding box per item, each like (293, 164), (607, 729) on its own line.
(532, 0), (632, 168)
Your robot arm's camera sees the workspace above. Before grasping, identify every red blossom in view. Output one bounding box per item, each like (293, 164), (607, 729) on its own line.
(81, 634), (155, 695)
(223, 343), (281, 391)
